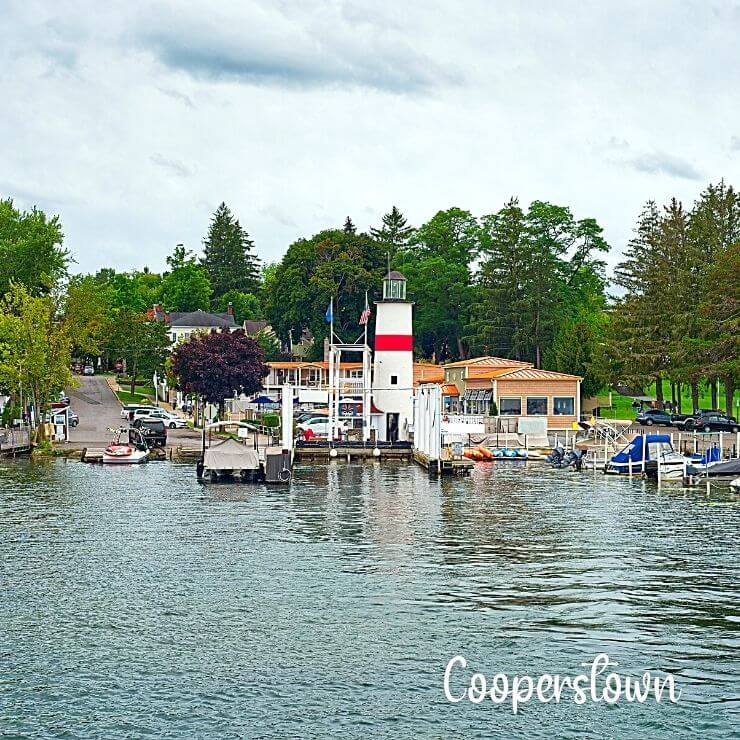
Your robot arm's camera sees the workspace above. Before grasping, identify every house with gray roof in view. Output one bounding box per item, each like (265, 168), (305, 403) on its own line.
(149, 303), (238, 345)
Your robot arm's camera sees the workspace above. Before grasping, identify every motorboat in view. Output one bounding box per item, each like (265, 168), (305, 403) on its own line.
(606, 434), (687, 479)
(196, 420), (292, 484)
(731, 477), (740, 490)
(102, 427), (149, 464)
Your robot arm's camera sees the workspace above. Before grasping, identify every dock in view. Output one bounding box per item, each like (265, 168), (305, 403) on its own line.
(412, 448), (474, 476)
(294, 440), (413, 462)
(0, 427), (32, 456)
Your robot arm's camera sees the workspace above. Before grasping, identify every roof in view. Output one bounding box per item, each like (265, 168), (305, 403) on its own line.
(413, 363), (443, 385)
(168, 310), (236, 328)
(444, 356), (532, 369)
(244, 320), (271, 335)
(385, 270), (406, 280)
(266, 361), (362, 370)
(441, 383), (459, 396)
(496, 367), (582, 381)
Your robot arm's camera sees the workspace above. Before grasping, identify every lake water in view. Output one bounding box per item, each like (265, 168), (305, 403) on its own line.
(1, 459), (738, 738)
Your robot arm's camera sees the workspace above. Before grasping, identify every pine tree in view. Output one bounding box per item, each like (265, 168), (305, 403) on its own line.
(202, 202), (260, 301)
(343, 216), (356, 234)
(371, 206), (414, 258)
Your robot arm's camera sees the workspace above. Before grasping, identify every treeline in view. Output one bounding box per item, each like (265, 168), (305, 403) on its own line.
(1, 178), (737, 419)
(610, 181), (739, 414)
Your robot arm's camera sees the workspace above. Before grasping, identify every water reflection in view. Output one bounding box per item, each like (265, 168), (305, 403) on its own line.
(1, 459), (738, 737)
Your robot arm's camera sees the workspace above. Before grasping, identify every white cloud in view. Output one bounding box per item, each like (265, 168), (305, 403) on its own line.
(1, 0), (738, 275)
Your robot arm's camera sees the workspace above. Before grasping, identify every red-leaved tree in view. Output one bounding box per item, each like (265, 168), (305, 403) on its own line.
(171, 329), (268, 415)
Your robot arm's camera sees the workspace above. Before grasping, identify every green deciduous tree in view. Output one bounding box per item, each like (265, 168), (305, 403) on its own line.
(202, 203), (260, 300)
(0, 198), (70, 297)
(160, 246), (212, 312)
(213, 290), (263, 324)
(395, 207), (478, 361)
(264, 229), (385, 353)
(0, 284), (72, 439)
(104, 310), (171, 398)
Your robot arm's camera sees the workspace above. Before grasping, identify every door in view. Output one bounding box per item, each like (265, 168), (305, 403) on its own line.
(387, 413), (399, 442)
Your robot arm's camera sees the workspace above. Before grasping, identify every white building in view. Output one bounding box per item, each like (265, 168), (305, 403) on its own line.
(150, 304), (238, 345)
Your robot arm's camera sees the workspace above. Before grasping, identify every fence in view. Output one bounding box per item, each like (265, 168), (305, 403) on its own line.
(0, 426), (32, 455)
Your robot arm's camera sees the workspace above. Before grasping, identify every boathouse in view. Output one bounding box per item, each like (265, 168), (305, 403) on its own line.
(435, 356), (582, 430)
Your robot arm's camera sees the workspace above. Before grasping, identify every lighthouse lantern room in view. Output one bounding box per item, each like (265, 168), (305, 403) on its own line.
(372, 271), (414, 442)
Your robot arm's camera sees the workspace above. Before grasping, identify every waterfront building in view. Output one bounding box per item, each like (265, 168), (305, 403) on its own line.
(435, 356), (582, 430)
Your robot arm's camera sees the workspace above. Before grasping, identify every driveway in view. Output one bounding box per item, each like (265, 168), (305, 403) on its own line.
(66, 375), (122, 447)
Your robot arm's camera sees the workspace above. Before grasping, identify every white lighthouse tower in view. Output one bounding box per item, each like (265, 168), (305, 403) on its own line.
(372, 271), (414, 442)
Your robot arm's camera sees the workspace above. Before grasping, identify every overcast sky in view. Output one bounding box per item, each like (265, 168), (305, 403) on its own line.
(2, 0), (739, 275)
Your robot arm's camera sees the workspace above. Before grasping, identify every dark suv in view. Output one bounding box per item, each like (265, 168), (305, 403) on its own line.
(694, 414), (739, 433)
(635, 408), (673, 426)
(132, 418), (167, 448)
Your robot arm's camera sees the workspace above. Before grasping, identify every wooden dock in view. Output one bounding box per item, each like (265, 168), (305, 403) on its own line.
(412, 449), (474, 477)
(294, 442), (412, 462)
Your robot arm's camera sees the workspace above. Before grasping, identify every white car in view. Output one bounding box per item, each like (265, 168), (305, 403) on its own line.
(298, 417), (348, 438)
(132, 408), (187, 429)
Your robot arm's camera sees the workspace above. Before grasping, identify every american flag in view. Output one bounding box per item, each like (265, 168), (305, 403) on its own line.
(359, 305), (371, 325)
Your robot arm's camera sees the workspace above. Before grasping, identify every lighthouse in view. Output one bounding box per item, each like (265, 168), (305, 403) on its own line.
(372, 271), (414, 442)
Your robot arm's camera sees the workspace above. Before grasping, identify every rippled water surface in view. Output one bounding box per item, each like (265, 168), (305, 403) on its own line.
(1, 459), (739, 738)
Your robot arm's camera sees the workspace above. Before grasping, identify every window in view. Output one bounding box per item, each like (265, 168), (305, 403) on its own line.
(390, 375), (398, 385)
(499, 397), (522, 415)
(526, 397), (548, 415)
(553, 397), (575, 415)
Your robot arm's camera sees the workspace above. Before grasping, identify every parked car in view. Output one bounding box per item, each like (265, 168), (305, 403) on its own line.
(68, 409), (79, 427)
(83, 364), (95, 376)
(694, 413), (739, 433)
(132, 418), (167, 447)
(635, 408), (673, 426)
(133, 408), (187, 428)
(298, 418), (348, 438)
(296, 410), (328, 424)
(121, 404), (155, 420)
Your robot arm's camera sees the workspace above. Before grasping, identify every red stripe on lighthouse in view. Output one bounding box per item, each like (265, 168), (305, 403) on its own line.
(375, 334), (413, 351)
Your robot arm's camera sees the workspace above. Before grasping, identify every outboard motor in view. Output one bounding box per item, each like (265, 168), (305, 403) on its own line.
(547, 447), (565, 466)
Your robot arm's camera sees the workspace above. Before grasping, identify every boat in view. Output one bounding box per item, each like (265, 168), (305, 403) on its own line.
(731, 477), (740, 490)
(102, 427), (149, 464)
(196, 421), (292, 484)
(606, 434), (687, 479)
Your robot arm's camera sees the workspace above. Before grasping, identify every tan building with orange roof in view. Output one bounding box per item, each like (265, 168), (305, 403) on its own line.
(429, 356), (582, 430)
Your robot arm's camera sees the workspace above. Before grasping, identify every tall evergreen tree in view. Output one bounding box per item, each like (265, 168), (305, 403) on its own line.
(471, 199), (608, 368)
(371, 206), (415, 258)
(343, 216), (356, 234)
(202, 203), (260, 301)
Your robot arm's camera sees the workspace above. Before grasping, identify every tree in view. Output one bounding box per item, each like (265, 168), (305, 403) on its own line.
(0, 198), (70, 297)
(160, 246), (212, 312)
(264, 229), (385, 353)
(213, 290), (263, 324)
(470, 199), (608, 367)
(255, 328), (282, 361)
(105, 310), (171, 397)
(171, 329), (268, 414)
(0, 284), (72, 439)
(202, 203), (260, 300)
(64, 275), (114, 358)
(395, 207), (478, 361)
(95, 268), (163, 312)
(371, 206), (414, 258)
(343, 216), (356, 234)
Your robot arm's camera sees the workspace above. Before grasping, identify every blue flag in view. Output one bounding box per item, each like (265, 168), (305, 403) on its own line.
(325, 301), (333, 323)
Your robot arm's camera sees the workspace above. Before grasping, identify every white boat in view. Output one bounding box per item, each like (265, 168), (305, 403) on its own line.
(102, 427), (149, 464)
(731, 477), (740, 490)
(606, 434), (687, 479)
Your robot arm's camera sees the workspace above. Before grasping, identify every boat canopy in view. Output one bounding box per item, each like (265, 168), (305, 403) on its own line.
(203, 438), (260, 471)
(611, 434), (671, 464)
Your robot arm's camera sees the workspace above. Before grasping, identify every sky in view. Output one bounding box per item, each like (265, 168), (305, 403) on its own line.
(2, 0), (740, 275)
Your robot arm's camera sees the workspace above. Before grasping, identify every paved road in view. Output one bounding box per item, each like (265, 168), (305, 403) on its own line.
(67, 375), (123, 447)
(66, 375), (201, 449)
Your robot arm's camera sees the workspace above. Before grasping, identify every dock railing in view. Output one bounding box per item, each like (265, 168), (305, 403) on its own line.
(0, 425), (32, 455)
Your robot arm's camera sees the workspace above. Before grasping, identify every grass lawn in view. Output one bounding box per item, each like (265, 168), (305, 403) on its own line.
(594, 382), (740, 420)
(115, 389), (155, 405)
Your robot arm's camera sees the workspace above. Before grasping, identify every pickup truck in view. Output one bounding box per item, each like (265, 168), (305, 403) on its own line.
(671, 409), (725, 430)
